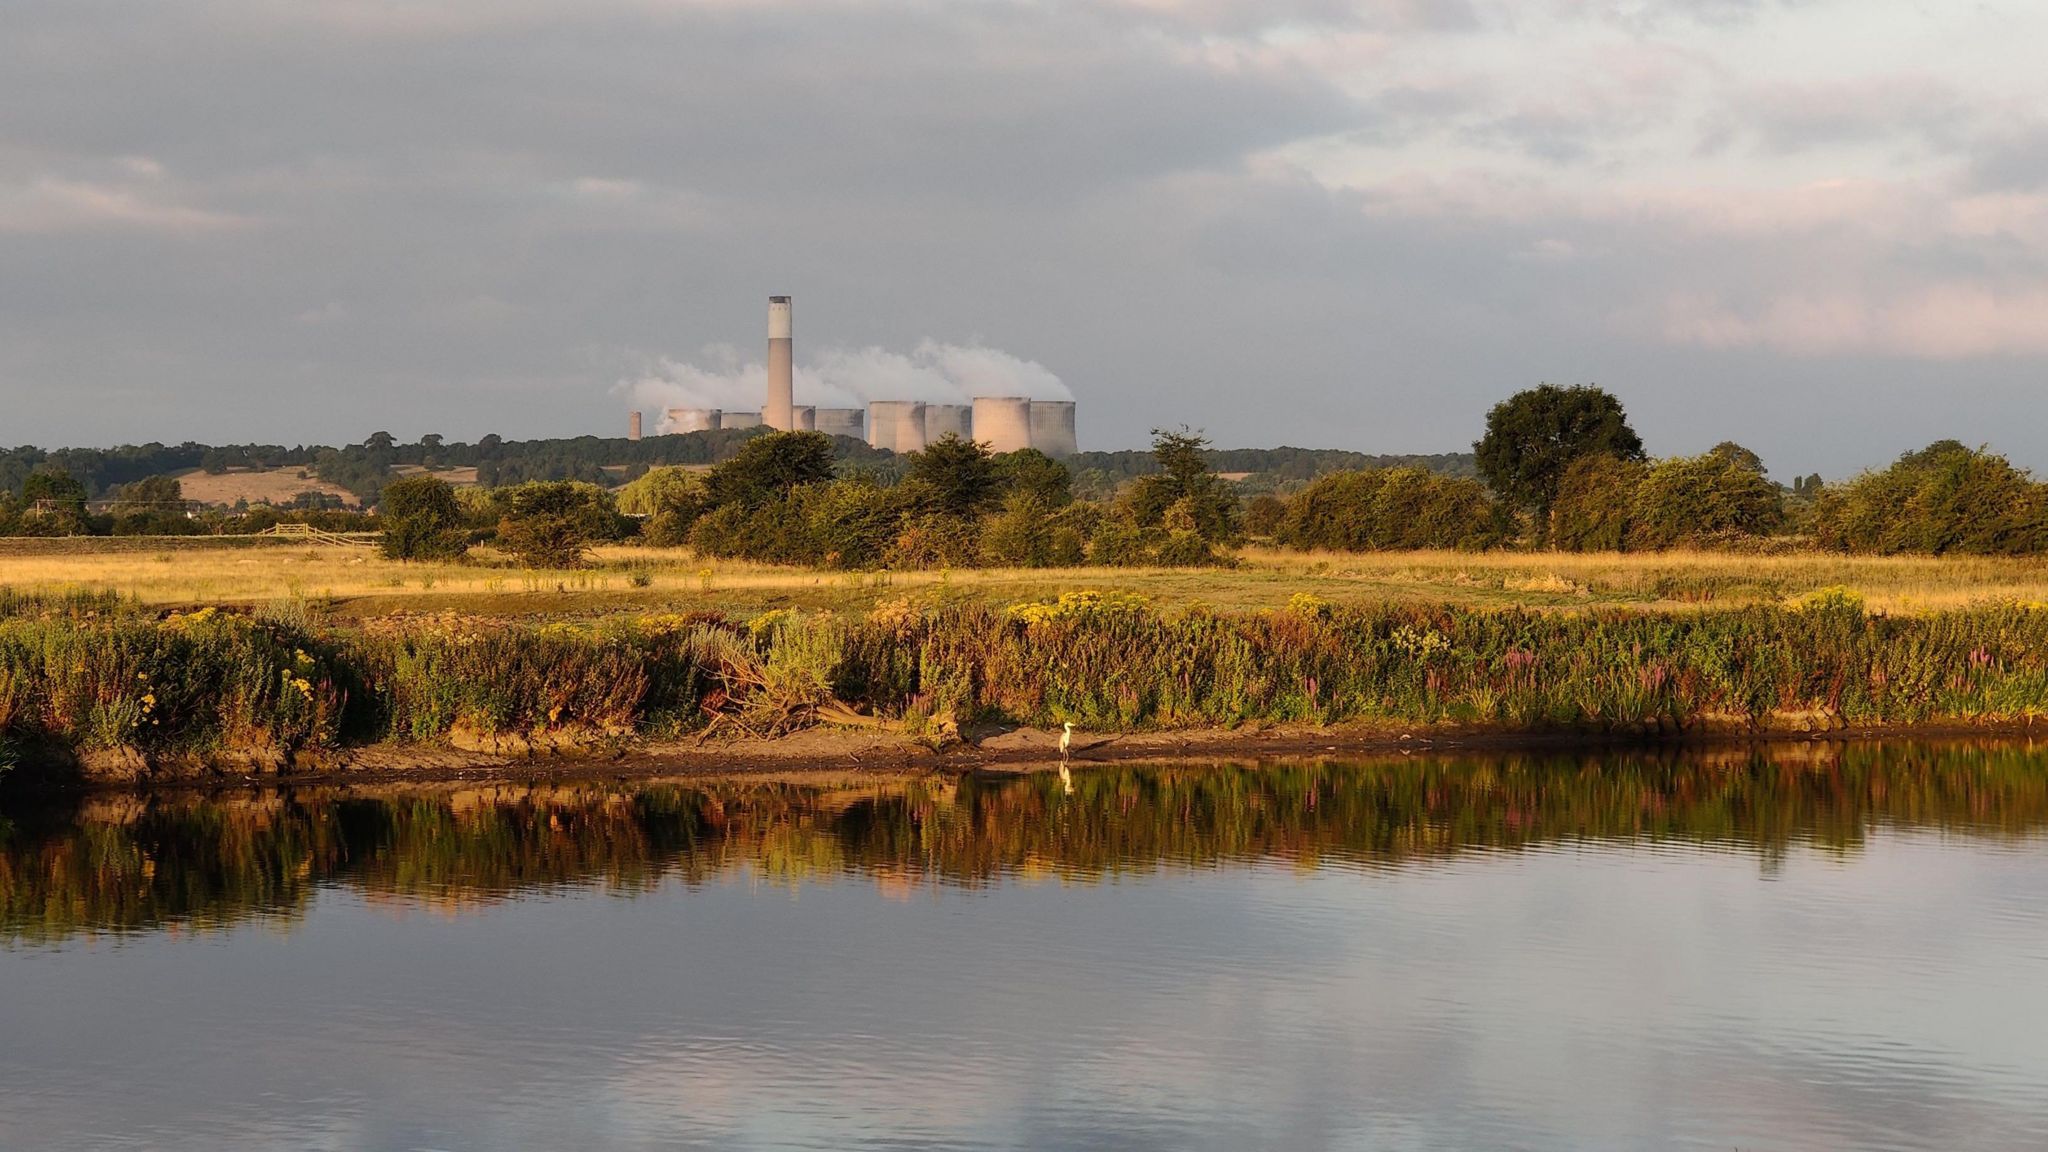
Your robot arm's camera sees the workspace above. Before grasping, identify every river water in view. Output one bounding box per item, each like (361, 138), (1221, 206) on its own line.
(4, 743), (2048, 1150)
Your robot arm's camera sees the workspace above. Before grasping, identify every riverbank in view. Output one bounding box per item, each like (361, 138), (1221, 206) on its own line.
(7, 587), (2048, 790)
(15, 714), (2048, 794)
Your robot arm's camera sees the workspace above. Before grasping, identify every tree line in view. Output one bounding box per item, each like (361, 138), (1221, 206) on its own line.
(11, 385), (2048, 560)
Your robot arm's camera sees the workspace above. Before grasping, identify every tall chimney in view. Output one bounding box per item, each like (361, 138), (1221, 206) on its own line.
(765, 295), (794, 431)
(628, 411), (643, 441)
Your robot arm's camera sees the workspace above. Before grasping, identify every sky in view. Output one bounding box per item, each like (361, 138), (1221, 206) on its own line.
(4, 0), (2047, 476)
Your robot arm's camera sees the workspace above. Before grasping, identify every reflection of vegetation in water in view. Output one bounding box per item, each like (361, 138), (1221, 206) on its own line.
(7, 742), (2048, 945)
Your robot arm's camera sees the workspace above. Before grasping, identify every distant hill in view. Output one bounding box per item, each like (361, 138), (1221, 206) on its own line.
(1, 430), (889, 506)
(4, 433), (1474, 507)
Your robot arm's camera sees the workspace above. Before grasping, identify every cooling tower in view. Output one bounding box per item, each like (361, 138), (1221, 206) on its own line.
(666, 407), (718, 434)
(971, 396), (1033, 454)
(792, 405), (816, 431)
(814, 407), (866, 440)
(869, 400), (927, 453)
(923, 403), (972, 443)
(765, 296), (794, 431)
(1028, 400), (1078, 457)
(628, 412), (643, 442)
(719, 411), (763, 430)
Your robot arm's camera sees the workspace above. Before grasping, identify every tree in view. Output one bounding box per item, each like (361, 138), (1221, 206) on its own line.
(21, 469), (89, 533)
(1550, 455), (1645, 552)
(1628, 454), (1783, 548)
(1474, 385), (1644, 537)
(121, 474), (185, 508)
(995, 448), (1072, 508)
(981, 493), (1056, 566)
(379, 475), (467, 561)
(904, 435), (1002, 517)
(496, 482), (621, 568)
(1810, 442), (2048, 555)
(1127, 427), (1238, 544)
(704, 431), (836, 508)
(1708, 441), (1767, 475)
(1275, 468), (1503, 552)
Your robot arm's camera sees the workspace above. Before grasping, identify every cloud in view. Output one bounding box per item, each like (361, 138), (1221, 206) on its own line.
(0, 174), (252, 235)
(1662, 285), (2048, 358)
(5, 0), (2048, 477)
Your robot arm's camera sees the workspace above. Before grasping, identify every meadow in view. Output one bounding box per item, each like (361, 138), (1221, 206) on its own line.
(3, 537), (2047, 620)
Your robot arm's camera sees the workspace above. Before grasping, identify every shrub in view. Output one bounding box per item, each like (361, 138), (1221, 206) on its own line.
(496, 482), (622, 568)
(902, 435), (1003, 518)
(1628, 453), (1783, 549)
(981, 494), (1056, 567)
(1811, 442), (2048, 555)
(379, 475), (468, 561)
(1124, 428), (1239, 544)
(704, 431), (836, 508)
(1550, 454), (1644, 552)
(1276, 467), (1502, 551)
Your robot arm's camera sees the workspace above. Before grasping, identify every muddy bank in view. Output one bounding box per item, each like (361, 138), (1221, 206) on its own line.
(12, 713), (2047, 795)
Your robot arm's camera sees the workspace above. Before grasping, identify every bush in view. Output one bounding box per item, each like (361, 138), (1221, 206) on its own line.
(1550, 454), (1644, 552)
(1552, 451), (1784, 553)
(1125, 428), (1239, 544)
(379, 475), (468, 561)
(1628, 453), (1783, 549)
(1276, 467), (1503, 551)
(496, 482), (622, 568)
(1811, 442), (2048, 555)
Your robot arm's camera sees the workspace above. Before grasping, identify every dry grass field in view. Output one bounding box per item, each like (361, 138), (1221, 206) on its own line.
(172, 467), (362, 508)
(1, 538), (2045, 621)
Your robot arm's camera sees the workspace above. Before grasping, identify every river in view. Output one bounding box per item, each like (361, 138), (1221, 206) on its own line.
(4, 742), (2047, 1150)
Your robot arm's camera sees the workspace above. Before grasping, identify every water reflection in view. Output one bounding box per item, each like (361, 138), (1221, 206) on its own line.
(8, 740), (2048, 946)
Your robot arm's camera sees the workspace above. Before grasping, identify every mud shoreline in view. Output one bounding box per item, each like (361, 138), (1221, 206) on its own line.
(9, 716), (2044, 796)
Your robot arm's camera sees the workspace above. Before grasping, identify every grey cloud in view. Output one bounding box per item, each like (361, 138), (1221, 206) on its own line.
(0, 0), (2044, 479)
(1967, 124), (2048, 192)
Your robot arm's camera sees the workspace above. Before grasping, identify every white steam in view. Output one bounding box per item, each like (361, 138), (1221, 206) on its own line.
(616, 340), (1072, 433)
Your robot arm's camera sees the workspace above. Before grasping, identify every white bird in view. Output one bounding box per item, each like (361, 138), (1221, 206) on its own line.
(1058, 722), (1076, 795)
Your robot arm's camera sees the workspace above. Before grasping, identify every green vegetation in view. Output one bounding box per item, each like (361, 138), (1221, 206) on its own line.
(1275, 467), (1506, 551)
(1810, 440), (2048, 555)
(12, 387), (2048, 563)
(378, 475), (467, 561)
(5, 585), (2048, 772)
(1475, 383), (1646, 536)
(665, 429), (1237, 570)
(7, 742), (2046, 944)
(486, 482), (627, 569)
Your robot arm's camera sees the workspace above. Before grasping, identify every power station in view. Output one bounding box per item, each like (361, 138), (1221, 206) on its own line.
(628, 296), (1079, 455)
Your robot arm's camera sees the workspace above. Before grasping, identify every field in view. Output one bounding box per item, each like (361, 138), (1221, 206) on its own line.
(8, 537), (2048, 781)
(171, 466), (363, 508)
(0, 538), (2045, 621)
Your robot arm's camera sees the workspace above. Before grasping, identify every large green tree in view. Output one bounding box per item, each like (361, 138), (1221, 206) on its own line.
(704, 431), (836, 508)
(379, 475), (468, 561)
(903, 434), (1002, 517)
(1474, 385), (1644, 535)
(496, 481), (622, 568)
(1127, 427), (1238, 544)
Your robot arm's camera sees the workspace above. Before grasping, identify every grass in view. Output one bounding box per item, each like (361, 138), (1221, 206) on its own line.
(7, 581), (2048, 771)
(2, 539), (2047, 621)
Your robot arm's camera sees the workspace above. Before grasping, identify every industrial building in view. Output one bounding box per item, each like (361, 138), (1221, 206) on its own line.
(641, 296), (1079, 455)
(814, 407), (866, 439)
(971, 396), (1034, 454)
(869, 400), (927, 454)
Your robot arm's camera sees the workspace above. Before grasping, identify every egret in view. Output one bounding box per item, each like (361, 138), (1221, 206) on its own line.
(1059, 721), (1074, 763)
